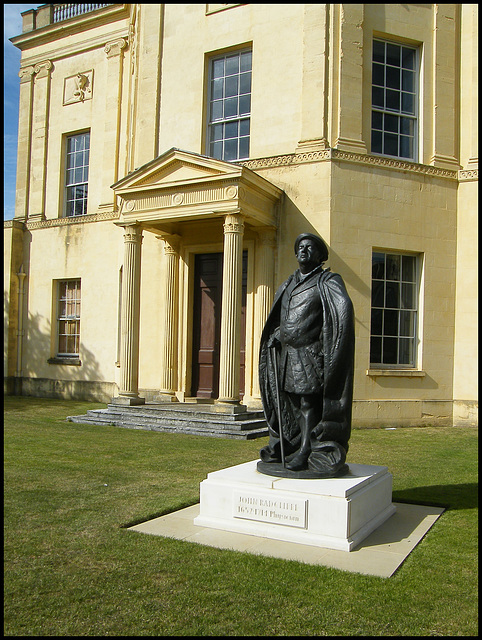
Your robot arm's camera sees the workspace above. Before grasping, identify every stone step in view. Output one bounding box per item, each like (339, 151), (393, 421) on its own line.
(66, 403), (269, 440)
(67, 414), (268, 440)
(86, 409), (267, 431)
(103, 404), (265, 424)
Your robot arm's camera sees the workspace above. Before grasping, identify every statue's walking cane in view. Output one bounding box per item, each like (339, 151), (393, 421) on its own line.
(270, 345), (286, 467)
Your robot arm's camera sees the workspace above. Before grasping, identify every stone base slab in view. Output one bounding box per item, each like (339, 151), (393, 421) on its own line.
(110, 395), (145, 406)
(194, 460), (396, 552)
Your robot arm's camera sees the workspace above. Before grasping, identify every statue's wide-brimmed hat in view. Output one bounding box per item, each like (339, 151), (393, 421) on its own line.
(294, 233), (329, 263)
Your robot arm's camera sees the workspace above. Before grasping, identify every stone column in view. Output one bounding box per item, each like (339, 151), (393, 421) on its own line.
(157, 234), (180, 401)
(113, 223), (145, 405)
(251, 227), (276, 400)
(218, 213), (245, 404)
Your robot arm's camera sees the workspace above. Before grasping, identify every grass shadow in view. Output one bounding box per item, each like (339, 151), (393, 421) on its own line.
(4, 396), (105, 413)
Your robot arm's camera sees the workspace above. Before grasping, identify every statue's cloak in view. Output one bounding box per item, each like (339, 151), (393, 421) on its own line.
(259, 268), (355, 469)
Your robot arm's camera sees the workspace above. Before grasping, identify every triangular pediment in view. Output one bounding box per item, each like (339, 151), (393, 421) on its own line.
(113, 147), (283, 230)
(112, 148), (242, 193)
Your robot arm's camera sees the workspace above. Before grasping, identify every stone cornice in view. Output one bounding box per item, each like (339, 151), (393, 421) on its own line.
(4, 219), (26, 230)
(458, 168), (479, 182)
(240, 148), (459, 180)
(10, 5), (130, 53)
(17, 27), (129, 69)
(4, 211), (120, 231)
(4, 153), (474, 231)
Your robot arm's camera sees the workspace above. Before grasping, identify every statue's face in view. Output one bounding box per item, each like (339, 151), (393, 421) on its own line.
(296, 239), (322, 270)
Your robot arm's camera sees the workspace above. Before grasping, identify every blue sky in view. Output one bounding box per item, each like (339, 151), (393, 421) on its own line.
(3, 4), (41, 221)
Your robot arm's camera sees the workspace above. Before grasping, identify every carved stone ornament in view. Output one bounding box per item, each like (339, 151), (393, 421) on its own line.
(172, 193), (184, 205)
(225, 185), (238, 199)
(240, 148), (458, 180)
(63, 70), (93, 105)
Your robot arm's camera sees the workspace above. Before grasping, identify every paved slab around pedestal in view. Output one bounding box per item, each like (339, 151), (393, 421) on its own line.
(128, 501), (444, 578)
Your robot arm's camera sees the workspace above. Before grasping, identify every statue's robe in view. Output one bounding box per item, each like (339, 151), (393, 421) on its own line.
(259, 267), (355, 475)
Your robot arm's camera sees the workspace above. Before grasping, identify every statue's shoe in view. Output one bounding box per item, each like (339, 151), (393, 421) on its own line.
(285, 450), (310, 471)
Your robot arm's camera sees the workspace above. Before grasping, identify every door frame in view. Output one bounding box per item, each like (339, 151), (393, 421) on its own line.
(179, 240), (255, 402)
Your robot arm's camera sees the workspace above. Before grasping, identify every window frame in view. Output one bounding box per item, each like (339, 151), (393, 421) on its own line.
(55, 279), (81, 358)
(371, 38), (419, 163)
(64, 131), (90, 217)
(206, 48), (252, 162)
(369, 250), (420, 369)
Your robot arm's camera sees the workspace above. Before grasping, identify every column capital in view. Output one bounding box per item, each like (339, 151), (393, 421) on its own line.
(157, 233), (181, 254)
(34, 60), (53, 79)
(104, 38), (128, 59)
(18, 66), (35, 83)
(116, 222), (143, 243)
(223, 213), (245, 234)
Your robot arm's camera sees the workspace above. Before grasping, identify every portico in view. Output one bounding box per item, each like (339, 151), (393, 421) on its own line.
(111, 148), (282, 407)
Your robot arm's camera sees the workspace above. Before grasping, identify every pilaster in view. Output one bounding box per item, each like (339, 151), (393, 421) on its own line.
(28, 60), (53, 220)
(460, 3), (478, 170)
(296, 4), (329, 153)
(99, 38), (128, 212)
(429, 4), (460, 170)
(333, 4), (367, 154)
(132, 4), (163, 170)
(157, 234), (181, 400)
(112, 223), (145, 405)
(251, 227), (276, 400)
(218, 213), (245, 404)
(14, 66), (35, 221)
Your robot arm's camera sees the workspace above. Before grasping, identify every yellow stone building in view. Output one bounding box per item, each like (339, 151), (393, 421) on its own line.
(4, 4), (478, 428)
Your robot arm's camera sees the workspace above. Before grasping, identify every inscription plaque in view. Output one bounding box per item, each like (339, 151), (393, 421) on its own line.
(233, 491), (308, 529)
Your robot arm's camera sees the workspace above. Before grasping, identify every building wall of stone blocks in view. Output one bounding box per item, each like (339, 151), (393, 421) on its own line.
(4, 4), (478, 427)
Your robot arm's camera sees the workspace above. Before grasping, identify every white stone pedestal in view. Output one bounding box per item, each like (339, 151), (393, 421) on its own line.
(194, 460), (396, 552)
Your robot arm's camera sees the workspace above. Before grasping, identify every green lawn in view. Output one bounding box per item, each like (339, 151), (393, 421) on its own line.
(4, 396), (478, 636)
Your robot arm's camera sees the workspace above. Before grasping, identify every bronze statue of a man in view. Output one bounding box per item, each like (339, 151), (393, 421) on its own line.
(257, 233), (355, 478)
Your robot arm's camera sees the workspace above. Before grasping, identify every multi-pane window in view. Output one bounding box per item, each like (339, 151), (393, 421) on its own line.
(371, 40), (418, 161)
(207, 49), (252, 161)
(370, 252), (418, 367)
(57, 280), (81, 356)
(65, 132), (90, 216)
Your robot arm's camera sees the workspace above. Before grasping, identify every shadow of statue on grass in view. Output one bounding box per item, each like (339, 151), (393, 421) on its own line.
(393, 482), (478, 511)
(355, 482), (476, 552)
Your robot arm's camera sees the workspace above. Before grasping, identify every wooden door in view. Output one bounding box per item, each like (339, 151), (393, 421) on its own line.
(191, 253), (223, 398)
(191, 252), (247, 399)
